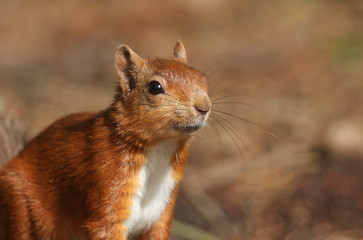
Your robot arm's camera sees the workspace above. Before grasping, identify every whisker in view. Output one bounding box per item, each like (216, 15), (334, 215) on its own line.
(211, 113), (254, 148)
(204, 60), (222, 80)
(209, 81), (248, 99)
(164, 93), (189, 107)
(163, 97), (185, 105)
(206, 75), (220, 90)
(138, 103), (182, 108)
(211, 115), (245, 160)
(212, 109), (280, 140)
(208, 118), (224, 158)
(163, 100), (188, 108)
(212, 101), (258, 110)
(204, 63), (224, 92)
(208, 78), (225, 98)
(211, 93), (257, 103)
(138, 102), (190, 112)
(211, 113), (255, 159)
(149, 113), (177, 137)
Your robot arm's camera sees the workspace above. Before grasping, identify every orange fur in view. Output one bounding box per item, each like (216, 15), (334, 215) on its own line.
(0, 41), (211, 240)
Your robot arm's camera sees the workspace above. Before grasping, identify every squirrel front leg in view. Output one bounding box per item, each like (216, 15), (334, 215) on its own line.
(83, 189), (128, 240)
(87, 183), (179, 240)
(83, 160), (143, 240)
(0, 175), (33, 240)
(84, 183), (135, 240)
(84, 220), (128, 240)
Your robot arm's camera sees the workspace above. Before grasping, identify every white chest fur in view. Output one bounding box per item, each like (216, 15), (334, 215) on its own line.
(123, 140), (178, 236)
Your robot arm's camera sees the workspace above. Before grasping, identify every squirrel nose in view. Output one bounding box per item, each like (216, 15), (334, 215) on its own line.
(194, 93), (211, 116)
(195, 104), (210, 115)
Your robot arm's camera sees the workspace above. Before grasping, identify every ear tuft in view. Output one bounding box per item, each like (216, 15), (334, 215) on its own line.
(114, 45), (144, 97)
(173, 40), (187, 64)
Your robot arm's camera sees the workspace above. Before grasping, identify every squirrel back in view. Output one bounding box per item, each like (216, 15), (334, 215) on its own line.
(0, 41), (211, 240)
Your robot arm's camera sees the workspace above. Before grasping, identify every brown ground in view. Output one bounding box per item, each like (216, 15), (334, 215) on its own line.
(1, 0), (363, 239)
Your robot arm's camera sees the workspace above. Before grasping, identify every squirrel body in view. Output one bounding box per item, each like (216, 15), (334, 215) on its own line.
(0, 41), (211, 239)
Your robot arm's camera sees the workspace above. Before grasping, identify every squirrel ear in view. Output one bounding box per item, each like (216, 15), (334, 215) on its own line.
(114, 45), (145, 95)
(173, 40), (187, 64)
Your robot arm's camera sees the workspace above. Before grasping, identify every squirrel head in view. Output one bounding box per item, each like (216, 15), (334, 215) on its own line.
(112, 41), (211, 145)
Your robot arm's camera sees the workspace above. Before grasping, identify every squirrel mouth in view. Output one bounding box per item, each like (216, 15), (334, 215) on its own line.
(173, 124), (202, 133)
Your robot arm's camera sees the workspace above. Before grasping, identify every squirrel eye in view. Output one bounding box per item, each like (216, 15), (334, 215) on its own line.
(148, 81), (164, 95)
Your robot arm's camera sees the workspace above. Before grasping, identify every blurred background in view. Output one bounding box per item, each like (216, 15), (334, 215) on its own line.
(1, 0), (363, 239)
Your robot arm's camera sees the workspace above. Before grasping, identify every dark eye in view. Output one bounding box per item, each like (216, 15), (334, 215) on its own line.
(148, 81), (164, 95)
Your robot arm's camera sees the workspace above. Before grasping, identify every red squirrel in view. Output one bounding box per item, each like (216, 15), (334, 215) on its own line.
(0, 41), (211, 240)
